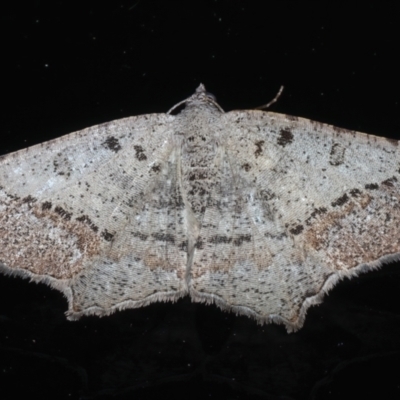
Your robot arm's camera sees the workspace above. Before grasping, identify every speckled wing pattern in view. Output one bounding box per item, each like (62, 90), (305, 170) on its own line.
(190, 107), (400, 331)
(0, 85), (399, 331)
(0, 113), (189, 318)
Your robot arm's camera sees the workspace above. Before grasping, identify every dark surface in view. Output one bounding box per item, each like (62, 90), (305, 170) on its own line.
(1, 2), (399, 399)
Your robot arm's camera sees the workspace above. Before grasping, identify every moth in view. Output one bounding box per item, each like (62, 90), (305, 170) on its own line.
(0, 85), (399, 332)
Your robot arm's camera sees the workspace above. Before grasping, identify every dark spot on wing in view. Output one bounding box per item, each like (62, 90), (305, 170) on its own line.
(290, 225), (304, 235)
(306, 207), (327, 225)
(134, 145), (147, 161)
(189, 171), (208, 181)
(132, 231), (148, 241)
(101, 229), (114, 242)
(209, 234), (251, 246)
(103, 136), (121, 152)
(381, 176), (398, 187)
(329, 142), (345, 166)
(242, 163), (251, 171)
(365, 183), (379, 190)
(152, 233), (175, 244)
(233, 234), (251, 246)
(312, 207), (327, 217)
(22, 195), (36, 204)
(349, 189), (361, 197)
(54, 206), (72, 220)
(76, 215), (99, 232)
(331, 194), (349, 207)
(195, 240), (204, 250)
(42, 201), (52, 210)
(260, 189), (276, 201)
(277, 129), (294, 147)
(254, 140), (265, 157)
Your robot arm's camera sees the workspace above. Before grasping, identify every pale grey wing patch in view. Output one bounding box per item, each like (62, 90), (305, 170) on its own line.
(0, 114), (189, 317)
(189, 145), (334, 330)
(67, 148), (189, 318)
(191, 110), (399, 331)
(0, 114), (173, 197)
(227, 110), (400, 270)
(0, 114), (174, 278)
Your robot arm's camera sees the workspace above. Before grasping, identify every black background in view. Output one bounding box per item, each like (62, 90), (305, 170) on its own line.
(0, 2), (399, 399)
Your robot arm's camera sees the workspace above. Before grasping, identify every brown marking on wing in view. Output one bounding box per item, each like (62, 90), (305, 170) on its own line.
(0, 192), (102, 279)
(305, 186), (400, 270)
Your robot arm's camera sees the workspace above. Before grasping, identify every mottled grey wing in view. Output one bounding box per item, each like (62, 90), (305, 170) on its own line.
(0, 114), (189, 318)
(190, 110), (400, 332)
